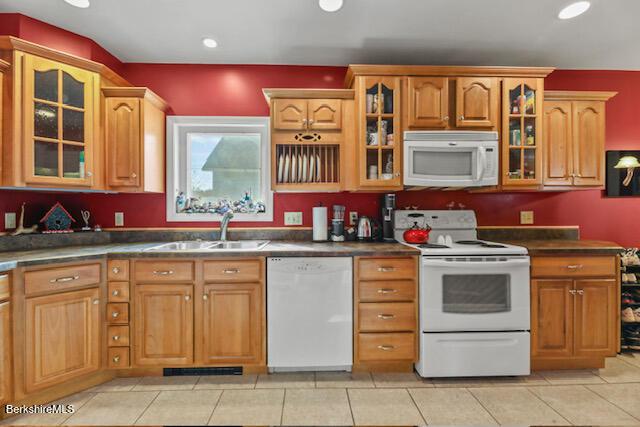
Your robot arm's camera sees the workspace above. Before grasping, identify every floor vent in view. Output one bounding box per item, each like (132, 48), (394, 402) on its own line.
(163, 366), (242, 376)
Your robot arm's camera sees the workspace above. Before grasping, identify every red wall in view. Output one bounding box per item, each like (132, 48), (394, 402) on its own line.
(0, 14), (638, 247)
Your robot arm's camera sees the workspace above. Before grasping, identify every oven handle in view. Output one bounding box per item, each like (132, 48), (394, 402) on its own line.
(477, 146), (487, 181)
(423, 258), (530, 268)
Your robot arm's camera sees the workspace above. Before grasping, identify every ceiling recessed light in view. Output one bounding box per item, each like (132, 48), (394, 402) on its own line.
(319, 0), (344, 12)
(202, 38), (218, 48)
(63, 0), (90, 8)
(558, 1), (590, 19)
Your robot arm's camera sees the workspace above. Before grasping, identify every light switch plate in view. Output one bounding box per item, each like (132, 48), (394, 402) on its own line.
(4, 212), (16, 229)
(284, 212), (303, 226)
(520, 211), (534, 225)
(114, 212), (124, 227)
(349, 212), (358, 226)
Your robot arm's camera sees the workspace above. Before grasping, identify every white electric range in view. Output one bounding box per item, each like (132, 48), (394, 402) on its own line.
(394, 210), (531, 378)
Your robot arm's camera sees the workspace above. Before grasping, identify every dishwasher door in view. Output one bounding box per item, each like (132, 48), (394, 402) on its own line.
(267, 257), (353, 371)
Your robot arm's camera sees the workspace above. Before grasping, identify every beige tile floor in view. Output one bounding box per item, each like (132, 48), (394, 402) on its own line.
(2, 354), (640, 426)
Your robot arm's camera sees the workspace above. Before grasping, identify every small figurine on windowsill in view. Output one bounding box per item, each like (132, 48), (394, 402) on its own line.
(40, 202), (75, 233)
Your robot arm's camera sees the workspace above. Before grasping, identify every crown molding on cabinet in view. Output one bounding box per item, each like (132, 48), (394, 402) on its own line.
(262, 88), (355, 103)
(545, 90), (618, 101)
(101, 87), (169, 111)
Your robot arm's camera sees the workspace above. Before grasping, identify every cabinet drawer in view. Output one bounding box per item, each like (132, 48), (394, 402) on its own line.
(108, 282), (130, 302)
(107, 302), (129, 324)
(531, 256), (616, 278)
(0, 273), (9, 301)
(358, 258), (416, 281)
(358, 333), (415, 362)
(25, 263), (101, 296)
(204, 259), (262, 283)
(134, 261), (194, 282)
(359, 280), (415, 302)
(359, 302), (416, 332)
(107, 260), (129, 281)
(108, 347), (130, 369)
(107, 325), (130, 347)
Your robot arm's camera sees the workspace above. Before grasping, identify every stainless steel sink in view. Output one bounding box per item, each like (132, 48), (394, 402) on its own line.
(144, 240), (269, 252)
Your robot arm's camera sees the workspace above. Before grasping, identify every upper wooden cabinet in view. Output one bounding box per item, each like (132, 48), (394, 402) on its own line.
(264, 89), (353, 192)
(543, 91), (615, 189)
(103, 87), (168, 193)
(407, 77), (449, 129)
(455, 77), (499, 128)
(24, 287), (100, 393)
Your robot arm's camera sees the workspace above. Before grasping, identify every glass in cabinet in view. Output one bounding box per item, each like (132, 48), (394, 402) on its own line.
(23, 55), (96, 186)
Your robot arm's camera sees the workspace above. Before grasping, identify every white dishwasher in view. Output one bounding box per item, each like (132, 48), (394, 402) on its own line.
(267, 257), (352, 372)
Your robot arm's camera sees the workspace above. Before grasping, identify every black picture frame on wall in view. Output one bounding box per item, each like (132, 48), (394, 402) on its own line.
(606, 150), (640, 197)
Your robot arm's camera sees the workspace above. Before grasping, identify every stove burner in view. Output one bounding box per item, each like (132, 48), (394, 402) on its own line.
(418, 243), (450, 249)
(455, 240), (507, 249)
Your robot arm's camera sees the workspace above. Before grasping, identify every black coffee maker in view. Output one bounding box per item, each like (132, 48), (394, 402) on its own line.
(381, 193), (396, 242)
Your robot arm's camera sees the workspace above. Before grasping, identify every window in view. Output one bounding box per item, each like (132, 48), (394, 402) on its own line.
(166, 116), (272, 222)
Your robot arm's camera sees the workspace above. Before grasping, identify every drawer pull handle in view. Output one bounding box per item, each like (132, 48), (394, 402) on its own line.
(566, 265), (583, 270)
(377, 345), (396, 351)
(112, 355), (120, 363)
(112, 335), (120, 341)
(377, 289), (398, 294)
(112, 267), (120, 274)
(50, 275), (79, 283)
(112, 312), (120, 318)
(112, 290), (120, 297)
(153, 270), (174, 275)
(378, 267), (396, 272)
(223, 269), (240, 274)
(378, 314), (395, 320)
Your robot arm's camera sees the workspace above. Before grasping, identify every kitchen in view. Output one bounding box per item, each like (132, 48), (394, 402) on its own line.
(0, 0), (640, 426)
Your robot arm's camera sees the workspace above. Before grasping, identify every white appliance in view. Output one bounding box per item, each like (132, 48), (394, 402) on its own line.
(403, 131), (499, 187)
(394, 210), (531, 378)
(267, 257), (353, 371)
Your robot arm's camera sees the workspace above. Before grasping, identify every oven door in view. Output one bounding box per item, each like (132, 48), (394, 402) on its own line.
(404, 140), (488, 187)
(421, 256), (530, 332)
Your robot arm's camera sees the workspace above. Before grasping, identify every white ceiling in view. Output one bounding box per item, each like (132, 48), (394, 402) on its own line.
(0, 0), (638, 69)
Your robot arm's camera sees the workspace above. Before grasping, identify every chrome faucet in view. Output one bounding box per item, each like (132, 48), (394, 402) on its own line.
(220, 211), (234, 241)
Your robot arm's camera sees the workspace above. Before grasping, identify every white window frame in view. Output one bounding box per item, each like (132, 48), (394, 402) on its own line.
(166, 116), (273, 222)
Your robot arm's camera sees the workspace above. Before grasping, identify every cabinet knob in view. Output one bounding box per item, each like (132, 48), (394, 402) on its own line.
(459, 115), (465, 120)
(112, 335), (120, 341)
(308, 119), (315, 125)
(185, 295), (191, 301)
(131, 173), (137, 178)
(112, 267), (120, 274)
(443, 116), (449, 122)
(93, 299), (100, 305)
(87, 171), (93, 177)
(577, 174), (582, 178)
(576, 289), (584, 295)
(569, 289), (577, 295)
(203, 294), (208, 301)
(112, 290), (120, 297)
(112, 355), (120, 363)
(112, 311), (120, 318)
(394, 172), (400, 177)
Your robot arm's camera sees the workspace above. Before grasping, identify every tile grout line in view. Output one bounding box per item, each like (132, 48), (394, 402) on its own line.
(205, 388), (225, 426)
(584, 383), (640, 423)
(405, 387), (428, 426)
(131, 390), (161, 426)
(58, 391), (99, 425)
(523, 385), (574, 425)
(345, 388), (356, 426)
(279, 388), (286, 426)
(464, 386), (501, 425)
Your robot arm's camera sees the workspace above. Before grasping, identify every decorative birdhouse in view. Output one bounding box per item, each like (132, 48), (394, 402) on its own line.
(40, 202), (76, 233)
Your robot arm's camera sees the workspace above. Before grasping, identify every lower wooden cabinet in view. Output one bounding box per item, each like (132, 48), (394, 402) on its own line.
(133, 284), (194, 366)
(531, 255), (618, 369)
(24, 288), (100, 393)
(201, 283), (263, 365)
(0, 301), (12, 405)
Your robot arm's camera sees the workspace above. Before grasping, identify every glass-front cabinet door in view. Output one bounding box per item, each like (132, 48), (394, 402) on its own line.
(23, 55), (97, 186)
(358, 76), (402, 189)
(502, 78), (543, 187)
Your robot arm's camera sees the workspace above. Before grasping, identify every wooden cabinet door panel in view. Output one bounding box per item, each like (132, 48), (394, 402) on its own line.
(308, 99), (342, 130)
(201, 283), (263, 365)
(0, 302), (11, 405)
(134, 284), (193, 366)
(574, 279), (616, 357)
(106, 97), (141, 188)
(272, 99), (307, 130)
(455, 77), (498, 128)
(573, 101), (605, 186)
(407, 77), (449, 129)
(25, 288), (100, 393)
(543, 100), (573, 186)
(531, 279), (574, 358)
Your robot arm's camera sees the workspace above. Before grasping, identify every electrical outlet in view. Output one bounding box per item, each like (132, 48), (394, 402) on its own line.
(4, 212), (16, 229)
(520, 211), (534, 225)
(114, 212), (124, 227)
(349, 211), (358, 226)
(284, 212), (303, 226)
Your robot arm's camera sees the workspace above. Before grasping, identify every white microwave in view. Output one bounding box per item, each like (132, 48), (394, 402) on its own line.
(403, 131), (499, 187)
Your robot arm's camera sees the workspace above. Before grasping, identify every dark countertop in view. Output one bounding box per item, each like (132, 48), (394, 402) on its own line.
(499, 239), (624, 255)
(0, 241), (419, 271)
